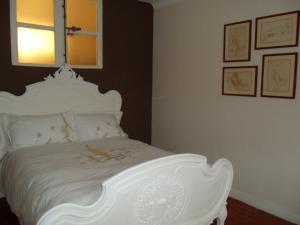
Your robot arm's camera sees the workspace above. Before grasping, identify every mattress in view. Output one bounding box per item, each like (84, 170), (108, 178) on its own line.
(0, 137), (171, 225)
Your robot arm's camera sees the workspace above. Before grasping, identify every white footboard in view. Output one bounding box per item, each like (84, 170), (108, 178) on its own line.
(37, 154), (233, 225)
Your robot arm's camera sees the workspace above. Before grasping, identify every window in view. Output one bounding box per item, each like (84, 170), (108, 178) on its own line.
(10, 0), (103, 68)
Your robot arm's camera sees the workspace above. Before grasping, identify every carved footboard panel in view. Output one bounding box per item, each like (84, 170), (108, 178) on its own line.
(37, 154), (233, 225)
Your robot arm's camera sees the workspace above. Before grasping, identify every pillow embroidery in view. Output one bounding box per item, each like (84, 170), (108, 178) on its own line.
(64, 112), (127, 142)
(8, 114), (75, 150)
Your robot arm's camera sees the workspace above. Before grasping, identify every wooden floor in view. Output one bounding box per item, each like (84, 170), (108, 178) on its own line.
(0, 197), (296, 225)
(214, 198), (297, 225)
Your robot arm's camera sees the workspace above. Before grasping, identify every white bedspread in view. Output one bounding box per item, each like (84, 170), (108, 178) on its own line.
(0, 137), (171, 225)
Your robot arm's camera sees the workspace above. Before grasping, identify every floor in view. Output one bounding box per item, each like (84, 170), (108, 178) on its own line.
(0, 197), (296, 225)
(214, 198), (297, 225)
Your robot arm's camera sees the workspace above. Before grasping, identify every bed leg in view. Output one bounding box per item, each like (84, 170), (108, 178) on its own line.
(216, 207), (227, 225)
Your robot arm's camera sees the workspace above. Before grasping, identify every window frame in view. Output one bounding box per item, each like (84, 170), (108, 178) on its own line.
(10, 0), (103, 69)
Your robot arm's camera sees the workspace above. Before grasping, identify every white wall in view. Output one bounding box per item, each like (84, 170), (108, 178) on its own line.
(152, 0), (300, 223)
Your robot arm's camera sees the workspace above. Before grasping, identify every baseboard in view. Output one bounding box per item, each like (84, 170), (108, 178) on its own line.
(230, 188), (300, 225)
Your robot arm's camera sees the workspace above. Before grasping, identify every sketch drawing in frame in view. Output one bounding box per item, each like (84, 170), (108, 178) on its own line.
(222, 66), (257, 97)
(261, 53), (298, 99)
(255, 11), (300, 49)
(223, 20), (252, 62)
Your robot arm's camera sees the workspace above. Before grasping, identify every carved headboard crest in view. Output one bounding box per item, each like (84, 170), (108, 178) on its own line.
(45, 64), (83, 81)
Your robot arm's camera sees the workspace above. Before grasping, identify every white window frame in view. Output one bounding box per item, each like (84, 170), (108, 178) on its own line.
(10, 0), (103, 69)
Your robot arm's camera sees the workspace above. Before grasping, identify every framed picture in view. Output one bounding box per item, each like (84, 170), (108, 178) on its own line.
(223, 20), (252, 62)
(222, 66), (257, 96)
(255, 11), (300, 49)
(261, 53), (298, 99)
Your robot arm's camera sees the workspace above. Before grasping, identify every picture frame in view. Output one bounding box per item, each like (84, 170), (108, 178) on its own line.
(261, 53), (298, 99)
(223, 20), (252, 62)
(222, 66), (258, 97)
(255, 11), (300, 49)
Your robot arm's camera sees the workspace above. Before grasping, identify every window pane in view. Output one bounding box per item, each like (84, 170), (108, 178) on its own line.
(67, 0), (97, 32)
(16, 0), (54, 27)
(67, 35), (97, 66)
(18, 27), (55, 64)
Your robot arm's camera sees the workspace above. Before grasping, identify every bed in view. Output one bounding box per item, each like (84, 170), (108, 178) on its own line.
(0, 65), (233, 225)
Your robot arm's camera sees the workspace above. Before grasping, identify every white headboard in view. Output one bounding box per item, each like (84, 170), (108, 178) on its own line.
(0, 65), (122, 115)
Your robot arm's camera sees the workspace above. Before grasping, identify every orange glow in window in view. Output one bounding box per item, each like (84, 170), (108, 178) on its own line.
(17, 27), (55, 64)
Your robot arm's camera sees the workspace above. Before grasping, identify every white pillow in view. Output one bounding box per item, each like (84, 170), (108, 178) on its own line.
(0, 114), (10, 159)
(64, 112), (127, 142)
(8, 114), (76, 150)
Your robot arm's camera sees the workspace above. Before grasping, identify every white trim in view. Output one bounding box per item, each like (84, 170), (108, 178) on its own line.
(97, 0), (103, 69)
(9, 63), (102, 69)
(9, 0), (103, 69)
(138, 0), (186, 9)
(16, 22), (55, 31)
(68, 64), (101, 69)
(67, 31), (98, 36)
(64, 0), (103, 69)
(55, 0), (65, 67)
(10, 0), (18, 65)
(230, 188), (300, 225)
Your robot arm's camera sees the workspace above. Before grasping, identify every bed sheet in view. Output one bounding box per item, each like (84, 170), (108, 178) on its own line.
(0, 137), (171, 225)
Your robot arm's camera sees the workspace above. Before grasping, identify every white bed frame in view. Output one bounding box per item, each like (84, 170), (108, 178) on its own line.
(0, 65), (233, 225)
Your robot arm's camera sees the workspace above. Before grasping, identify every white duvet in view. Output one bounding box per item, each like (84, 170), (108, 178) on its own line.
(0, 137), (171, 225)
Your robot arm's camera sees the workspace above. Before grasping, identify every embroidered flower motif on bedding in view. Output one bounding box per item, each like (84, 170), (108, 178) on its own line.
(8, 114), (77, 149)
(77, 145), (132, 165)
(93, 123), (122, 139)
(46, 138), (52, 144)
(61, 115), (73, 142)
(61, 124), (71, 142)
(34, 119), (73, 146)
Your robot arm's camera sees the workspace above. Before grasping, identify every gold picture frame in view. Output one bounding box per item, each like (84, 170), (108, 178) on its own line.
(223, 20), (252, 62)
(222, 66), (257, 97)
(261, 53), (298, 99)
(255, 11), (300, 49)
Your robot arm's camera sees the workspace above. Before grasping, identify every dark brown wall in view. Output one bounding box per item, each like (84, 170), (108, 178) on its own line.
(0, 0), (153, 143)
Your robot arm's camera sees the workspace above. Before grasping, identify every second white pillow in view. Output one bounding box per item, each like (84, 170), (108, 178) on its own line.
(64, 113), (127, 142)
